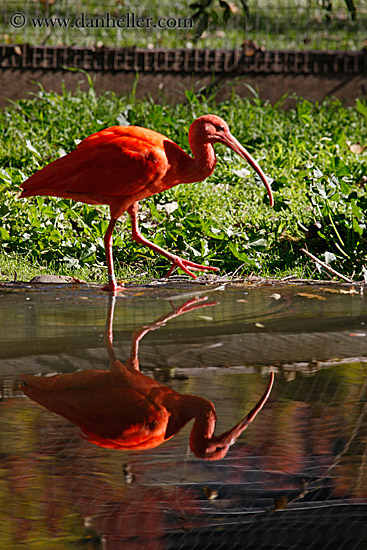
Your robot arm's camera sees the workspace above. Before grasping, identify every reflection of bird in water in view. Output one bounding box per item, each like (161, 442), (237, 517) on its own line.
(20, 116), (273, 291)
(21, 296), (274, 461)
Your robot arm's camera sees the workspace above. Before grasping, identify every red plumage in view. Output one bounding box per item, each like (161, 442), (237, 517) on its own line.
(21, 126), (177, 206)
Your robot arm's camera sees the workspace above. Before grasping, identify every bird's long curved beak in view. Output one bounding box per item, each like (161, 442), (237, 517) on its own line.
(223, 133), (274, 206)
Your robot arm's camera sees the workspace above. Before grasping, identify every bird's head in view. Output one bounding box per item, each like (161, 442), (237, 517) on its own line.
(189, 114), (231, 143)
(190, 371), (275, 462)
(192, 437), (235, 461)
(190, 115), (273, 206)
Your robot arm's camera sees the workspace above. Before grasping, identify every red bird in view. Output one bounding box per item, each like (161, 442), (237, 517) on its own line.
(20, 296), (274, 460)
(20, 115), (273, 291)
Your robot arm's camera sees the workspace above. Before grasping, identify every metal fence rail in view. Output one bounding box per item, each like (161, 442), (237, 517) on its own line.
(1, 43), (367, 75)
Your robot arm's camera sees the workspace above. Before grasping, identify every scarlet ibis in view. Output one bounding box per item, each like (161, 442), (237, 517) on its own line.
(21, 296), (274, 460)
(20, 115), (273, 290)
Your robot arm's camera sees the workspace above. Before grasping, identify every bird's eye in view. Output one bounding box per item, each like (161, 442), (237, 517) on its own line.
(217, 125), (225, 132)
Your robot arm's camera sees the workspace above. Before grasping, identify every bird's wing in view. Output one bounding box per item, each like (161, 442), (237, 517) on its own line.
(81, 388), (170, 450)
(21, 369), (170, 451)
(20, 370), (109, 390)
(20, 126), (171, 200)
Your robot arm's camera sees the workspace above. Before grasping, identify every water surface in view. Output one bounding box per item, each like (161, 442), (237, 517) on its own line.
(1, 281), (366, 549)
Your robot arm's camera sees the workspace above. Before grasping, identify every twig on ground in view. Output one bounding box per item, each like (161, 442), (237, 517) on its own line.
(280, 274), (299, 281)
(300, 248), (353, 283)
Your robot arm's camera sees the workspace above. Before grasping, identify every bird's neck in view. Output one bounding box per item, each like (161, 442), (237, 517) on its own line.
(182, 141), (217, 184)
(183, 395), (217, 453)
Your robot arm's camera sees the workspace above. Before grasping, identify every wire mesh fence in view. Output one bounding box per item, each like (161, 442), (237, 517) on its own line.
(1, 0), (367, 51)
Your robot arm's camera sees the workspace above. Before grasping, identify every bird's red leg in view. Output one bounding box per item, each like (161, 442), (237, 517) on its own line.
(128, 202), (219, 279)
(102, 217), (124, 292)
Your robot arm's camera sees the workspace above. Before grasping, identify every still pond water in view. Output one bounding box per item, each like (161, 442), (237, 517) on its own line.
(0, 281), (367, 549)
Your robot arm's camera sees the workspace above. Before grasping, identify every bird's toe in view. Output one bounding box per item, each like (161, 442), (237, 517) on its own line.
(101, 282), (125, 292)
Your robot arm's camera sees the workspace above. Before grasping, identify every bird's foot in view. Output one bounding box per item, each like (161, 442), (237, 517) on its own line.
(101, 280), (125, 292)
(166, 257), (219, 279)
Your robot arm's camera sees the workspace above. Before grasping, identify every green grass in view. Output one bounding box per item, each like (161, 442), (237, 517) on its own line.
(0, 79), (367, 283)
(1, 0), (366, 51)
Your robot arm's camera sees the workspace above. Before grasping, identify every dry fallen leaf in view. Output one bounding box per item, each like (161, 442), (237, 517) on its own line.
(270, 293), (282, 300)
(339, 288), (358, 295)
(346, 141), (365, 154)
(297, 292), (326, 301)
(320, 287), (358, 295)
(203, 486), (218, 500)
(228, 2), (240, 14)
(319, 287), (340, 294)
(242, 39), (264, 55)
(156, 201), (179, 214)
(198, 315), (213, 322)
(122, 463), (135, 484)
(274, 495), (287, 510)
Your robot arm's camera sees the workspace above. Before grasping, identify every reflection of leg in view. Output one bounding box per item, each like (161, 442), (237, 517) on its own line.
(104, 295), (117, 362)
(128, 202), (219, 278)
(125, 296), (217, 372)
(104, 295), (137, 378)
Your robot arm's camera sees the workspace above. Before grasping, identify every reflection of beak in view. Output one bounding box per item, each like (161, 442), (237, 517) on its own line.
(217, 370), (274, 450)
(199, 370), (275, 461)
(222, 132), (274, 206)
(227, 370), (275, 441)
